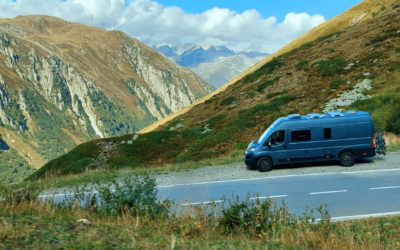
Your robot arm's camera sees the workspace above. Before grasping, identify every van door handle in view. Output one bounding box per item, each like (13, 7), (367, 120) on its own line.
(305, 150), (308, 153)
(283, 145), (287, 149)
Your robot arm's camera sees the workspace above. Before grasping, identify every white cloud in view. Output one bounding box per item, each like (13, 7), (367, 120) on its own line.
(0, 0), (326, 52)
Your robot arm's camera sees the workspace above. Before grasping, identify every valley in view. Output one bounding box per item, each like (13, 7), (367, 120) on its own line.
(0, 15), (214, 183)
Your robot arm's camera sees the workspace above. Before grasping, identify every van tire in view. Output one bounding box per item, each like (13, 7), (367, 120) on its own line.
(339, 152), (355, 167)
(257, 157), (273, 172)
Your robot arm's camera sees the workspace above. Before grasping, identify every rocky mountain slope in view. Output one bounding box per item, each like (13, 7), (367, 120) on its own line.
(152, 43), (269, 88)
(0, 15), (214, 183)
(192, 54), (265, 88)
(28, 0), (400, 181)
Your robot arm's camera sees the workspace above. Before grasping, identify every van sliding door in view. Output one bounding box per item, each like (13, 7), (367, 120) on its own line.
(287, 129), (325, 162)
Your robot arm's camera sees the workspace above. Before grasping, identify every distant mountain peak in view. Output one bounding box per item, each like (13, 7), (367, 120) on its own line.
(201, 43), (214, 50)
(242, 42), (267, 53)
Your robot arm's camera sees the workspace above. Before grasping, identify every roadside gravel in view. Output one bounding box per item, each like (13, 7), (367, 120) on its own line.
(39, 152), (400, 196)
(153, 152), (400, 187)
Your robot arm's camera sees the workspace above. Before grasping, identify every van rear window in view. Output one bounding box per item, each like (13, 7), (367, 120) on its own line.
(291, 130), (311, 142)
(324, 128), (332, 139)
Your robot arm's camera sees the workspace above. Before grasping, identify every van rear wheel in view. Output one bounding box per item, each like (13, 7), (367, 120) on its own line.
(339, 152), (355, 167)
(257, 157), (273, 172)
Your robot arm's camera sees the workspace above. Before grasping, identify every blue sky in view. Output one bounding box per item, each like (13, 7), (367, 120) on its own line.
(3, 0), (363, 52)
(153, 0), (362, 22)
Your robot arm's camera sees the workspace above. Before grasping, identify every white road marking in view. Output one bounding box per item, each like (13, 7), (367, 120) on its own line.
(38, 191), (99, 199)
(182, 200), (223, 206)
(250, 195), (288, 200)
(310, 190), (347, 195)
(341, 169), (400, 174)
(370, 186), (400, 190)
(314, 211), (400, 222)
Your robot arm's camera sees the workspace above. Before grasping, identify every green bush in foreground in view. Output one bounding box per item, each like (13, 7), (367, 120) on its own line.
(1, 178), (400, 249)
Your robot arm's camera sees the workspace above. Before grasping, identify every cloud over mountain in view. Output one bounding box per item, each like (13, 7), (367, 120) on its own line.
(0, 0), (326, 51)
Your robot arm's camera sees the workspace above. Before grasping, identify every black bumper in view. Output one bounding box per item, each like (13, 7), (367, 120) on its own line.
(354, 147), (376, 158)
(244, 151), (257, 167)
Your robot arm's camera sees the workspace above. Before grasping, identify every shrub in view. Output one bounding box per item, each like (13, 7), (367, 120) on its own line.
(230, 151), (243, 158)
(315, 32), (339, 42)
(374, 44), (382, 48)
(208, 115), (227, 128)
(56, 174), (170, 219)
(258, 58), (285, 74)
(299, 42), (314, 49)
(372, 12), (378, 17)
(367, 53), (384, 60)
(242, 58), (284, 85)
(386, 109), (400, 135)
(312, 58), (346, 76)
(296, 59), (310, 71)
(393, 4), (400, 9)
(205, 97), (219, 104)
(323, 48), (335, 54)
(266, 92), (283, 99)
(232, 143), (247, 150)
(220, 96), (236, 106)
(219, 193), (304, 236)
(246, 92), (256, 99)
(257, 80), (274, 92)
(396, 86), (400, 92)
(253, 95), (296, 115)
(395, 48), (400, 53)
(174, 152), (191, 163)
(330, 79), (345, 88)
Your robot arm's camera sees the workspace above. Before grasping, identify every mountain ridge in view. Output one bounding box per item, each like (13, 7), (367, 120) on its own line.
(0, 15), (215, 183)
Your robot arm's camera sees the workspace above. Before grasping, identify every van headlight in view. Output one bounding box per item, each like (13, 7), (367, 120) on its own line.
(250, 147), (258, 152)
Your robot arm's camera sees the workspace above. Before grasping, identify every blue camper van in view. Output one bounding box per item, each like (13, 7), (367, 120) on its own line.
(245, 111), (376, 172)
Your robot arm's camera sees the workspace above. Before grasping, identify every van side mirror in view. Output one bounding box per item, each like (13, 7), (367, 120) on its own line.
(267, 138), (272, 147)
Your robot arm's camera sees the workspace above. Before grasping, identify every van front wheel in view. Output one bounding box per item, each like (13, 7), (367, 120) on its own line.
(257, 157), (273, 172)
(339, 152), (355, 167)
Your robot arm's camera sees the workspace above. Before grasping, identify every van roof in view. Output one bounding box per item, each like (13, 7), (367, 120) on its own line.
(283, 110), (370, 122)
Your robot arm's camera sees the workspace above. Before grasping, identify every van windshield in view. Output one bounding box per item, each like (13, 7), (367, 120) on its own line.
(257, 120), (278, 144)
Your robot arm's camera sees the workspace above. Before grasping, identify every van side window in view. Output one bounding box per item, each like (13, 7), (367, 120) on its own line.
(291, 130), (311, 142)
(324, 128), (332, 139)
(266, 130), (285, 145)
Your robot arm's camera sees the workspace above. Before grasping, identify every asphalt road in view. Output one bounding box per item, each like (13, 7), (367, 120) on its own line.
(38, 168), (400, 221)
(157, 168), (400, 220)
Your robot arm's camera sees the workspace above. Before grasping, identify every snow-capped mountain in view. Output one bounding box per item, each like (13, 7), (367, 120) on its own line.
(192, 55), (265, 89)
(152, 42), (269, 88)
(242, 42), (268, 53)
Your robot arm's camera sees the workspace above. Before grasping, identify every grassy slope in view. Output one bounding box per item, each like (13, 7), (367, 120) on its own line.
(139, 0), (400, 134)
(28, 6), (400, 180)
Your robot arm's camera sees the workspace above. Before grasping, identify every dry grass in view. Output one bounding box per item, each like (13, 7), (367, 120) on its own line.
(383, 132), (400, 151)
(1, 195), (400, 249)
